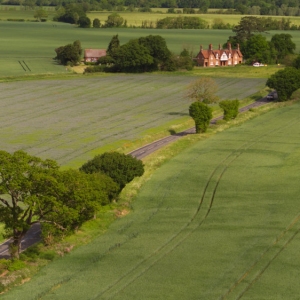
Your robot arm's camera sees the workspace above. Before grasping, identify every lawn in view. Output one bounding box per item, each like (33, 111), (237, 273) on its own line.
(0, 74), (266, 168)
(3, 100), (300, 300)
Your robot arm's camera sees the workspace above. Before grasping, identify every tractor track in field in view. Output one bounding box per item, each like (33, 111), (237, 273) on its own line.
(219, 115), (300, 300)
(90, 98), (278, 299)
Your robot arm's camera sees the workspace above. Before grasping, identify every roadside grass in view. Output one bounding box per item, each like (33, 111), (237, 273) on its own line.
(0, 74), (266, 168)
(0, 224), (5, 243)
(1, 96), (299, 298)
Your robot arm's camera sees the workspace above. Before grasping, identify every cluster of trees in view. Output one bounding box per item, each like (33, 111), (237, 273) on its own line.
(156, 16), (208, 29)
(187, 78), (241, 133)
(227, 17), (296, 64)
(55, 40), (82, 66)
(84, 34), (194, 73)
(0, 151), (144, 258)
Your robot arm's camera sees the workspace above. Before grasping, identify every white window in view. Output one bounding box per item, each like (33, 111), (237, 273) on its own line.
(216, 53), (219, 59)
(228, 61), (231, 65)
(210, 61), (214, 65)
(234, 61), (238, 65)
(216, 61), (219, 65)
(229, 53), (231, 58)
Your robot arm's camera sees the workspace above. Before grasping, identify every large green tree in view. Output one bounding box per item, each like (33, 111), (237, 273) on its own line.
(80, 152), (144, 192)
(104, 13), (124, 27)
(55, 40), (82, 66)
(113, 39), (154, 72)
(266, 67), (300, 101)
(271, 33), (295, 63)
(242, 34), (276, 64)
(0, 150), (117, 258)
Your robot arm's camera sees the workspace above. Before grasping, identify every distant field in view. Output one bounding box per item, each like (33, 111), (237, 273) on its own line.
(0, 74), (266, 168)
(1, 20), (300, 77)
(3, 100), (300, 300)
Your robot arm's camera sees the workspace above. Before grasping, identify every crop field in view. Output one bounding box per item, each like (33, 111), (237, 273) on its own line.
(1, 20), (300, 77)
(0, 74), (265, 168)
(3, 100), (300, 300)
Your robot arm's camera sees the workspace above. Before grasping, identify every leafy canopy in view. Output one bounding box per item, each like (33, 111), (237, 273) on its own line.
(80, 152), (144, 191)
(189, 102), (212, 133)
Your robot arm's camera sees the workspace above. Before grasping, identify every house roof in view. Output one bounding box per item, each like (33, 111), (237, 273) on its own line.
(84, 49), (106, 58)
(196, 44), (243, 60)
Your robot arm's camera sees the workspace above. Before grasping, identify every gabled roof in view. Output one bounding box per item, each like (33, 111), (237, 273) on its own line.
(84, 49), (106, 58)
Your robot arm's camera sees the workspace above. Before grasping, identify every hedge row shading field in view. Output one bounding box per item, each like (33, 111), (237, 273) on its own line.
(0, 74), (265, 167)
(1, 21), (300, 76)
(3, 100), (300, 300)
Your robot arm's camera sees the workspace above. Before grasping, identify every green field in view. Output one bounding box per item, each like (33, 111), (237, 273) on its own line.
(0, 74), (266, 168)
(2, 100), (300, 299)
(1, 20), (300, 77)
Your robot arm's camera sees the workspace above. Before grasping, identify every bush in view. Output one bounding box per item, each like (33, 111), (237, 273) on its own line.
(39, 250), (56, 261)
(189, 102), (212, 133)
(80, 152), (144, 191)
(219, 100), (239, 121)
(7, 260), (26, 271)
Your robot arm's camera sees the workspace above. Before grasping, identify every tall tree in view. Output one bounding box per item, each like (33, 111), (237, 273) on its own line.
(106, 34), (120, 58)
(271, 33), (296, 63)
(113, 39), (154, 72)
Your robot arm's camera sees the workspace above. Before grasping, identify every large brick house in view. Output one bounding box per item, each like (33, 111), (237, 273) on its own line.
(84, 49), (106, 63)
(195, 43), (243, 67)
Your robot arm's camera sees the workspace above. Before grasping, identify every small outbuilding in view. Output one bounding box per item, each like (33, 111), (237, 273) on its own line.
(195, 43), (243, 67)
(84, 49), (106, 63)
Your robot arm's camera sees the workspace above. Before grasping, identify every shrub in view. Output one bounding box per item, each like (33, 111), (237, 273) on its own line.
(189, 102), (212, 133)
(219, 100), (239, 121)
(7, 260), (26, 271)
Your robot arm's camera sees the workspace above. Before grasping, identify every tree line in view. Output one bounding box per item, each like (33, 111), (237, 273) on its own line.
(6, 0), (300, 18)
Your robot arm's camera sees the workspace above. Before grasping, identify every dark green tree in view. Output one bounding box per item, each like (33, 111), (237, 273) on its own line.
(55, 3), (86, 24)
(113, 39), (154, 72)
(138, 35), (171, 71)
(242, 34), (275, 64)
(104, 13), (124, 27)
(93, 18), (101, 28)
(219, 100), (239, 121)
(106, 34), (120, 58)
(80, 152), (144, 192)
(78, 16), (91, 28)
(292, 54), (300, 69)
(266, 67), (300, 101)
(189, 101), (212, 133)
(270, 34), (295, 63)
(55, 40), (82, 66)
(33, 8), (48, 21)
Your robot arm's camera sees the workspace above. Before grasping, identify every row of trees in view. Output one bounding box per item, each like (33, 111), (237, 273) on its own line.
(187, 78), (240, 133)
(0, 151), (144, 258)
(6, 0), (300, 16)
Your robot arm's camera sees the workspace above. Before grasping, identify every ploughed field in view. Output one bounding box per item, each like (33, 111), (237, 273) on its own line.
(0, 74), (265, 167)
(3, 100), (300, 300)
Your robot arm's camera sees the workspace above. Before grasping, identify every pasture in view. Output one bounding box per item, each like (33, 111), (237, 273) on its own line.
(2, 99), (300, 300)
(0, 74), (266, 168)
(1, 20), (300, 77)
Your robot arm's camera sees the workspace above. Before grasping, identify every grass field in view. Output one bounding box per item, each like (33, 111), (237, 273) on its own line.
(0, 74), (266, 168)
(2, 100), (300, 299)
(1, 19), (300, 77)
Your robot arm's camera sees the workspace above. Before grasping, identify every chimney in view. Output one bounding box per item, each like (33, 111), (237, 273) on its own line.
(219, 44), (221, 50)
(200, 45), (203, 51)
(227, 42), (232, 51)
(209, 44), (212, 50)
(237, 43), (240, 50)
